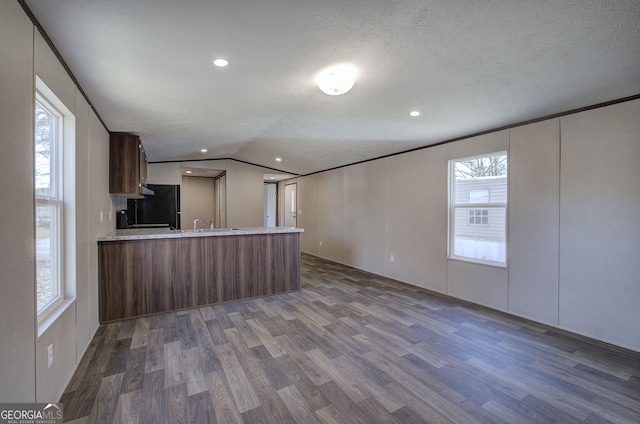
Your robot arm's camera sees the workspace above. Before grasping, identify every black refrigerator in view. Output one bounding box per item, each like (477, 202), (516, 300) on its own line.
(125, 184), (180, 229)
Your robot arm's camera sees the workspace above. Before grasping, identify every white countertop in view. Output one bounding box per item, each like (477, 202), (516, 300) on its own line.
(98, 226), (304, 241)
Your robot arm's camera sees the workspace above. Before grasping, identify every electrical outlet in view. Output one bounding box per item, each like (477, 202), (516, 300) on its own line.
(390, 254), (395, 263)
(47, 344), (53, 368)
(100, 211), (104, 223)
(319, 240), (322, 247)
(109, 210), (112, 221)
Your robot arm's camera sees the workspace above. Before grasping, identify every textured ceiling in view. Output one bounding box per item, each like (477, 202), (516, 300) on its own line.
(25, 0), (640, 175)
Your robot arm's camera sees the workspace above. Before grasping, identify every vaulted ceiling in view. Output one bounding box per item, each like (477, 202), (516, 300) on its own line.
(25, 0), (640, 175)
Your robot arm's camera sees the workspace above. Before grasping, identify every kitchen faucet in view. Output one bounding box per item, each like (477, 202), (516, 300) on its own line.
(193, 218), (214, 230)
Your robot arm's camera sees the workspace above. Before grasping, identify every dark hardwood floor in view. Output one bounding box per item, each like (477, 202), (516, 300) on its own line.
(62, 253), (640, 423)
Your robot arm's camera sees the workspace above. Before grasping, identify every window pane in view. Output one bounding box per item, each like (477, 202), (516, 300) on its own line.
(454, 207), (505, 263)
(454, 154), (507, 179)
(454, 153), (507, 205)
(35, 100), (57, 198)
(36, 204), (60, 312)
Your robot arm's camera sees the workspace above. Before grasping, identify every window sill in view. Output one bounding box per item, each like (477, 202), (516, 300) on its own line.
(448, 256), (507, 269)
(37, 298), (75, 339)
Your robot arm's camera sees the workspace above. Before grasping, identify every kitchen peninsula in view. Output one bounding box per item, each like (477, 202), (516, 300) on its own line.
(98, 227), (303, 322)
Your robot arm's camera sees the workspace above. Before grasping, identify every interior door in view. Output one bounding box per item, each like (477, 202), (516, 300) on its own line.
(284, 183), (297, 227)
(264, 183), (277, 227)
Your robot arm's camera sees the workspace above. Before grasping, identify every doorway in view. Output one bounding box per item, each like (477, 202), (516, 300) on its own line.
(264, 183), (277, 227)
(284, 183), (297, 227)
(180, 168), (226, 229)
(181, 176), (215, 228)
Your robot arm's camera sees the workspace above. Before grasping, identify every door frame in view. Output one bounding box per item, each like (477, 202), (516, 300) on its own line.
(264, 182), (277, 227)
(283, 182), (297, 228)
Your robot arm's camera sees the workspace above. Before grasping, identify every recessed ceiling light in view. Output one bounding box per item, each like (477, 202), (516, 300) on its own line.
(275, 157), (282, 162)
(409, 111), (420, 117)
(185, 170), (192, 174)
(315, 63), (358, 96)
(201, 148), (208, 153)
(270, 176), (275, 180)
(213, 58), (229, 67)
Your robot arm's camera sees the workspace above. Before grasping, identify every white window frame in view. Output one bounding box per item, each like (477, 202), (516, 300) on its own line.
(448, 151), (508, 267)
(35, 76), (76, 333)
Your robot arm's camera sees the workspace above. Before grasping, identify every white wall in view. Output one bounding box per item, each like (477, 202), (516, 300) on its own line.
(88, 112), (112, 336)
(75, 89), (92, 359)
(226, 160), (265, 227)
(344, 160), (386, 275)
(292, 175), (318, 255)
(146, 161), (182, 185)
(509, 119), (560, 325)
(384, 145), (448, 293)
(0, 1), (112, 401)
(559, 100), (640, 351)
(316, 169), (346, 263)
(295, 100), (640, 352)
(0, 0), (37, 402)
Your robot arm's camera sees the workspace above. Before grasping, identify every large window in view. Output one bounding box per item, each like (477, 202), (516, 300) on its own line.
(449, 152), (507, 266)
(35, 77), (75, 326)
(35, 92), (64, 315)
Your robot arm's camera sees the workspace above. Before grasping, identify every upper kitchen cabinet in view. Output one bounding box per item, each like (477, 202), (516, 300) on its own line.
(109, 133), (148, 195)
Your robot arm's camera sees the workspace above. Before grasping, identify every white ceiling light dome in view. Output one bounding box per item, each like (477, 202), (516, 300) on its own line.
(315, 63), (358, 96)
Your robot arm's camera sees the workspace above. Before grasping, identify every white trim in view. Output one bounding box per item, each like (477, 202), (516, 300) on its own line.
(447, 256), (508, 269)
(35, 76), (77, 334)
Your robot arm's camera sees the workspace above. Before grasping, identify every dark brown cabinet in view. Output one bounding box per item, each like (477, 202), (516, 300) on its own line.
(98, 233), (301, 322)
(109, 133), (148, 195)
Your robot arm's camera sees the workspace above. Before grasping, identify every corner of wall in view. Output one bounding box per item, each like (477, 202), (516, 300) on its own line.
(0, 0), (37, 402)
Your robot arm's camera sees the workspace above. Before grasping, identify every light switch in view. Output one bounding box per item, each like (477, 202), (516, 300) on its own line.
(100, 211), (104, 222)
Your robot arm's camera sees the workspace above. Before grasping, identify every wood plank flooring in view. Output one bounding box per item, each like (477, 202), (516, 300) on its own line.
(61, 253), (640, 423)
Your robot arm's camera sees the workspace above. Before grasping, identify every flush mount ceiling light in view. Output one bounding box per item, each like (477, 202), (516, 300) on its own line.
(409, 110), (420, 117)
(200, 148), (208, 153)
(213, 58), (229, 67)
(315, 63), (358, 96)
(275, 157), (282, 162)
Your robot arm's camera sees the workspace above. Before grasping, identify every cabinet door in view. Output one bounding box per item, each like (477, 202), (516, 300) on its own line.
(139, 142), (147, 188)
(109, 133), (141, 194)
